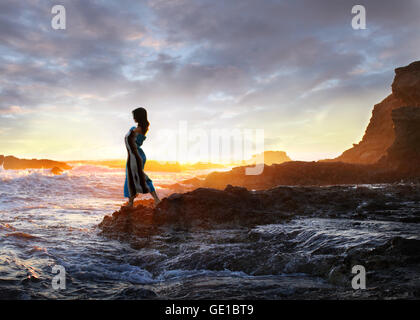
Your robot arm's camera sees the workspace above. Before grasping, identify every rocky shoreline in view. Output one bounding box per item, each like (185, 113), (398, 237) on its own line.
(98, 61), (420, 299)
(99, 183), (420, 236)
(99, 183), (420, 299)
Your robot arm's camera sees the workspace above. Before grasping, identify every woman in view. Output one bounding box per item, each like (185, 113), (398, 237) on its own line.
(124, 107), (160, 207)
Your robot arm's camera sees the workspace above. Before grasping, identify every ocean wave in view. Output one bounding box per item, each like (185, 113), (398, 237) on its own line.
(5, 232), (39, 240)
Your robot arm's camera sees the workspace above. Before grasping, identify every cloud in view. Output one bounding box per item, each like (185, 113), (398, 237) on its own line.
(0, 0), (419, 160)
(0, 105), (30, 115)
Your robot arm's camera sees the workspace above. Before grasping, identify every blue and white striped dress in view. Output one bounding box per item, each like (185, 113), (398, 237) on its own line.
(124, 126), (155, 198)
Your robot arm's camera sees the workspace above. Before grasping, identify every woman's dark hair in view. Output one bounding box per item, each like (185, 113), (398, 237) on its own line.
(132, 107), (150, 134)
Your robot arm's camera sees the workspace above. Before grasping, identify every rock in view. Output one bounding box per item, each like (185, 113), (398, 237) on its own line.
(203, 161), (378, 189)
(116, 287), (157, 299)
(379, 106), (420, 173)
(329, 94), (404, 164)
(0, 155), (4, 166)
(1, 155), (72, 170)
(162, 177), (204, 193)
(389, 237), (420, 256)
(50, 166), (64, 175)
(246, 151), (291, 165)
(98, 204), (155, 238)
(100, 185), (288, 237)
(201, 158), (419, 190)
(152, 185), (286, 229)
(343, 236), (420, 269)
(328, 61), (420, 164)
(328, 266), (349, 286)
(392, 61), (420, 106)
(99, 184), (420, 238)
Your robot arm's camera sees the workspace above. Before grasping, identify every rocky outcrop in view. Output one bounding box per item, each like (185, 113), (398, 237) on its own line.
(327, 236), (420, 294)
(172, 147), (419, 192)
(392, 61), (420, 106)
(0, 155), (4, 166)
(0, 155), (71, 170)
(329, 94), (404, 164)
(329, 61), (420, 164)
(201, 159), (418, 190)
(99, 185), (291, 237)
(204, 162), (376, 190)
(192, 62), (420, 190)
(246, 151), (291, 165)
(379, 106), (420, 173)
(99, 184), (420, 238)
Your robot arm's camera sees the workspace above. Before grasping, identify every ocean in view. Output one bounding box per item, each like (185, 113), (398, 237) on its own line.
(0, 165), (419, 299)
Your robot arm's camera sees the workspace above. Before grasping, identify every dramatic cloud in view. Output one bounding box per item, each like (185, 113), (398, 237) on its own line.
(1, 0), (419, 161)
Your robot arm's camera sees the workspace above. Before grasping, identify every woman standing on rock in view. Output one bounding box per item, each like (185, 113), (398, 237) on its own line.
(124, 107), (160, 207)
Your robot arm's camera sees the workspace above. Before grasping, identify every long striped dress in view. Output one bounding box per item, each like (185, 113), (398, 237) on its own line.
(123, 126), (155, 198)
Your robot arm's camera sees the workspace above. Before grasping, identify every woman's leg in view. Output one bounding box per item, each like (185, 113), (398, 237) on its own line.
(128, 195), (136, 207)
(151, 190), (160, 206)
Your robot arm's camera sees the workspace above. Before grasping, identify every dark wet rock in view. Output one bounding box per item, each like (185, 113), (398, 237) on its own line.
(1, 155), (71, 170)
(114, 286), (157, 299)
(99, 204), (155, 239)
(152, 185), (291, 229)
(325, 237), (420, 294)
(99, 185), (291, 238)
(100, 184), (420, 239)
(99, 186), (420, 299)
(385, 237), (420, 257)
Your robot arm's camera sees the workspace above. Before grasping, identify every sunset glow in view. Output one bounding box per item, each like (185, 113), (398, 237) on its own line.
(1, 1), (420, 162)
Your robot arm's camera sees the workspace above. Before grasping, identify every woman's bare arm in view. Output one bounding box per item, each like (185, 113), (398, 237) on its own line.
(133, 126), (143, 135)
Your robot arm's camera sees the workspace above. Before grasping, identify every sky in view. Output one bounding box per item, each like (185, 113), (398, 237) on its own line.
(1, 0), (420, 162)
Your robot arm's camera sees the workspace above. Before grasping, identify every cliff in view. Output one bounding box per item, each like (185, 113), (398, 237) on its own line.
(379, 106), (420, 173)
(0, 155), (71, 171)
(330, 61), (420, 164)
(170, 62), (420, 191)
(199, 104), (420, 189)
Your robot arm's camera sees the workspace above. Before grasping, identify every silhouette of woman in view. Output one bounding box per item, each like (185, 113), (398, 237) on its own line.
(124, 107), (160, 207)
